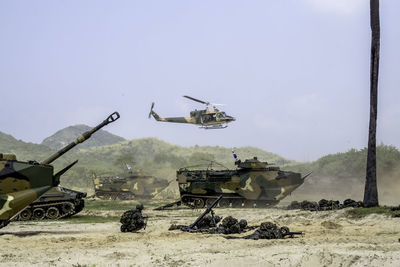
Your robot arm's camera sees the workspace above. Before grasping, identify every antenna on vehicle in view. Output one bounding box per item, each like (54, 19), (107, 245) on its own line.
(232, 149), (239, 162)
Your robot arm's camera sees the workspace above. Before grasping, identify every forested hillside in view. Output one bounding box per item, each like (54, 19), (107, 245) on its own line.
(0, 131), (55, 161)
(286, 145), (400, 204)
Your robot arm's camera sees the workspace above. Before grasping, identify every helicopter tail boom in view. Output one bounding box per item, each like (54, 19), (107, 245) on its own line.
(160, 117), (194, 123)
(148, 103), (194, 123)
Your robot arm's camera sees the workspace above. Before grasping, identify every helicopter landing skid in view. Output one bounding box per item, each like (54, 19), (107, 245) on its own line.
(200, 125), (228, 130)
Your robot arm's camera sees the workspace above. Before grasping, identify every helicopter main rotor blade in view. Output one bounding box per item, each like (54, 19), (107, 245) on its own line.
(183, 95), (210, 105)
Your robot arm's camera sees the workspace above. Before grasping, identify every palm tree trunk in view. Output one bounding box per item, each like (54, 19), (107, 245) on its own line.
(363, 0), (380, 207)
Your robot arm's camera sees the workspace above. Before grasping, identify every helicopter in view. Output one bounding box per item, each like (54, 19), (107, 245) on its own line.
(149, 95), (235, 129)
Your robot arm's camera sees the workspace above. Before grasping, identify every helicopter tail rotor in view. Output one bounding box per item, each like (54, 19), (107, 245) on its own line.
(148, 102), (155, 119)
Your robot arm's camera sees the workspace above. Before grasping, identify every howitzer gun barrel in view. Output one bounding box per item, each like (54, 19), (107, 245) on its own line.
(41, 112), (120, 165)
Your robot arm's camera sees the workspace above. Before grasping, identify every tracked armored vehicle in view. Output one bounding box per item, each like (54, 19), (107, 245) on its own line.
(92, 169), (168, 200)
(0, 112), (120, 229)
(176, 156), (310, 208)
(14, 186), (87, 221)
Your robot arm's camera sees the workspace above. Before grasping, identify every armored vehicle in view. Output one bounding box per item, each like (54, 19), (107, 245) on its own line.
(14, 186), (87, 221)
(0, 112), (120, 229)
(176, 156), (310, 208)
(92, 169), (168, 200)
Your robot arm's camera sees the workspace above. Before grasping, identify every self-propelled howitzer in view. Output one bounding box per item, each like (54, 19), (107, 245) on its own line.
(0, 112), (120, 228)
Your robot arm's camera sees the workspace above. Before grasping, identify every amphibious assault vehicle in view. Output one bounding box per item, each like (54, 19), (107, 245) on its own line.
(14, 186), (87, 221)
(0, 112), (120, 229)
(92, 169), (168, 200)
(176, 157), (310, 208)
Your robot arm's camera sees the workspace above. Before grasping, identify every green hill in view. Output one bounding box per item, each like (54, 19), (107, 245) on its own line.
(0, 131), (54, 162)
(286, 145), (400, 205)
(41, 124), (125, 150)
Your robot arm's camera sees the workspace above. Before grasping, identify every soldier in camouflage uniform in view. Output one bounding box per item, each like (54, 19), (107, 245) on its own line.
(300, 200), (320, 211)
(169, 215), (222, 231)
(169, 215), (250, 234)
(120, 203), (146, 232)
(288, 199), (364, 211)
(223, 221), (302, 240)
(391, 205), (400, 218)
(318, 199), (340, 210)
(342, 199), (363, 208)
(219, 216), (241, 234)
(196, 214), (222, 229)
(392, 205), (400, 212)
(207, 216), (248, 234)
(243, 222), (284, 240)
(287, 200), (318, 210)
(287, 201), (301, 210)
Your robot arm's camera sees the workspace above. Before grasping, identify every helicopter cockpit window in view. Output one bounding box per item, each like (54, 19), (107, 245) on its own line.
(216, 112), (225, 119)
(202, 114), (215, 123)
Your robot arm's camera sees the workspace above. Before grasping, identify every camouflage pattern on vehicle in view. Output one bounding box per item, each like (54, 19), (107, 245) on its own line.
(0, 153), (57, 228)
(149, 95), (235, 129)
(0, 112), (120, 229)
(14, 186), (87, 221)
(176, 157), (311, 208)
(92, 169), (168, 200)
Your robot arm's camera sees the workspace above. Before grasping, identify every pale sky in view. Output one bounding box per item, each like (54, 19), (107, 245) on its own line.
(1, 0), (399, 161)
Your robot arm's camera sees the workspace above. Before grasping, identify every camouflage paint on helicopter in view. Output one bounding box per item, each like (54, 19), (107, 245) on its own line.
(149, 95), (235, 129)
(176, 156), (311, 208)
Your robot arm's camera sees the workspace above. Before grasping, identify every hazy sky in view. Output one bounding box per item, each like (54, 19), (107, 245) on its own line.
(1, 0), (399, 161)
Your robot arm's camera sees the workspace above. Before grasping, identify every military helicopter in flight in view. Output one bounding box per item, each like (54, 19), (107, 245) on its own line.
(149, 95), (235, 129)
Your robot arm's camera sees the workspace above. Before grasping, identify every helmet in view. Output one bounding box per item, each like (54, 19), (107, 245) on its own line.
(136, 203), (144, 210)
(238, 219), (247, 229)
(214, 215), (222, 224)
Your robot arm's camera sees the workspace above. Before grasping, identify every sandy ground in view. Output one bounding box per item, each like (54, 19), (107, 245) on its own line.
(1, 207), (400, 267)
